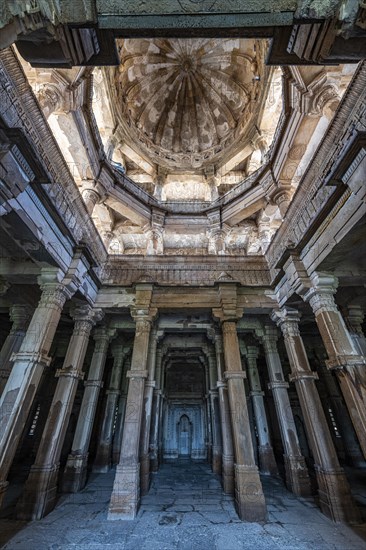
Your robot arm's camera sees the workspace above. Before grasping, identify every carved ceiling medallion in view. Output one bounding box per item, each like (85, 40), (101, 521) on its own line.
(115, 38), (267, 172)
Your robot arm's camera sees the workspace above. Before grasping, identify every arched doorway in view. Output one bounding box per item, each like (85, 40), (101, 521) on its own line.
(178, 414), (191, 457)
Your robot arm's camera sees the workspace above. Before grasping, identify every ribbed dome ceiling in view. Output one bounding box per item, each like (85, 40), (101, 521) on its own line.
(115, 38), (266, 171)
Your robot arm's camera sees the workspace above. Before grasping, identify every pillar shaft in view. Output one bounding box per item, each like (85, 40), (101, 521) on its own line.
(305, 280), (366, 459)
(262, 327), (311, 496)
(16, 305), (97, 520)
(275, 309), (360, 523)
(150, 350), (163, 472)
(0, 270), (73, 507)
(222, 321), (266, 522)
(317, 361), (364, 467)
(245, 346), (278, 476)
(112, 357), (130, 465)
(140, 329), (159, 495)
(207, 350), (222, 474)
(0, 305), (31, 395)
(93, 344), (126, 472)
(108, 311), (155, 520)
(346, 305), (366, 356)
(62, 327), (114, 493)
(214, 334), (234, 494)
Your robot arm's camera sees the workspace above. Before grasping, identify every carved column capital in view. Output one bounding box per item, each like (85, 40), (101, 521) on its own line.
(9, 304), (32, 332)
(271, 308), (301, 338)
(346, 305), (365, 335)
(81, 186), (101, 215)
(0, 276), (11, 296)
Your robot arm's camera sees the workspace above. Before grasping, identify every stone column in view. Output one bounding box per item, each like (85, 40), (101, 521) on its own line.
(346, 305), (366, 356)
(0, 268), (74, 508)
(150, 348), (163, 473)
(204, 360), (213, 463)
(317, 360), (364, 467)
(62, 326), (115, 493)
(16, 305), (99, 520)
(112, 356), (130, 465)
(81, 185), (100, 216)
(274, 309), (360, 522)
(261, 325), (311, 496)
(221, 321), (266, 522)
(108, 305), (156, 520)
(304, 275), (366, 459)
(140, 328), (160, 495)
(206, 348), (222, 475)
(93, 343), (127, 473)
(245, 345), (278, 476)
(214, 333), (235, 494)
(0, 305), (32, 395)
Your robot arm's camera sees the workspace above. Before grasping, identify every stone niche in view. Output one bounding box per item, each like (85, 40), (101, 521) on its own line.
(163, 362), (207, 460)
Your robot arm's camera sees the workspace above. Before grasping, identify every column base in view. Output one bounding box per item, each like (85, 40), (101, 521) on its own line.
(315, 466), (361, 523)
(16, 464), (59, 520)
(222, 454), (234, 494)
(234, 464), (267, 522)
(258, 444), (278, 476)
(0, 480), (9, 509)
(93, 444), (112, 473)
(150, 450), (159, 473)
(108, 463), (140, 520)
(61, 453), (88, 493)
(112, 450), (121, 465)
(284, 454), (312, 497)
(140, 453), (150, 496)
(212, 446), (222, 475)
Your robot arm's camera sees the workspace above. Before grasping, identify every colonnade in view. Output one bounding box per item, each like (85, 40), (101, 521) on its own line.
(0, 281), (365, 525)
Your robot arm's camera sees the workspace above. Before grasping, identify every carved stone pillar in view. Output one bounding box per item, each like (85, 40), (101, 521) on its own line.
(16, 305), (99, 520)
(62, 326), (115, 493)
(0, 305), (32, 395)
(150, 349), (163, 473)
(93, 343), (127, 473)
(140, 328), (160, 496)
(206, 349), (222, 474)
(112, 356), (130, 465)
(245, 345), (278, 476)
(304, 275), (366, 459)
(0, 268), (75, 508)
(108, 303), (156, 520)
(274, 309), (360, 523)
(346, 305), (366, 356)
(214, 333), (234, 494)
(272, 187), (292, 218)
(221, 320), (266, 522)
(81, 186), (100, 216)
(261, 325), (311, 496)
(317, 359), (364, 467)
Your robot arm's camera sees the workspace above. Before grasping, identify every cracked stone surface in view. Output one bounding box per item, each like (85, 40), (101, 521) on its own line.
(1, 461), (366, 549)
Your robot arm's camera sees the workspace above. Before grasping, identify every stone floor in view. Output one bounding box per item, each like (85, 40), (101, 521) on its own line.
(1, 461), (366, 549)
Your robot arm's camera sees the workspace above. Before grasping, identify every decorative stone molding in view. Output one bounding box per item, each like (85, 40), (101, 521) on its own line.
(84, 379), (104, 388)
(55, 367), (85, 380)
(224, 371), (246, 380)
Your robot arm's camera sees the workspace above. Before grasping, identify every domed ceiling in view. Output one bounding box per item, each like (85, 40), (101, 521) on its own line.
(114, 38), (268, 173)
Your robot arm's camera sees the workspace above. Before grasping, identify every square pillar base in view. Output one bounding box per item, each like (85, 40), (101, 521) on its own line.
(234, 464), (267, 522)
(16, 465), (59, 520)
(140, 454), (150, 496)
(316, 466), (361, 524)
(258, 444), (278, 476)
(108, 463), (140, 520)
(61, 454), (88, 493)
(284, 455), (312, 497)
(222, 454), (234, 494)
